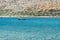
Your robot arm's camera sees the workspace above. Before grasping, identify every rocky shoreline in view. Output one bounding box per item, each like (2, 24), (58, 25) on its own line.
(0, 0), (60, 17)
(0, 9), (60, 17)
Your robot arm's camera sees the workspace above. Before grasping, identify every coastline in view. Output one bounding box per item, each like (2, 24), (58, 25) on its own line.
(0, 16), (60, 18)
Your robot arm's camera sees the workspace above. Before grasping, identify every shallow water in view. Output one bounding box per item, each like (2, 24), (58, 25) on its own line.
(0, 17), (60, 40)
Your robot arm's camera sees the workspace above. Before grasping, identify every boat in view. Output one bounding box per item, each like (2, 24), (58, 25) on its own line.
(18, 16), (25, 20)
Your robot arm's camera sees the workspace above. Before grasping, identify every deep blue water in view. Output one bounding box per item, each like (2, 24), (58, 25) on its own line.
(0, 17), (60, 40)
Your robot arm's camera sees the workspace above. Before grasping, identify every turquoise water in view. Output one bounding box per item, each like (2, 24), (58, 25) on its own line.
(0, 17), (60, 40)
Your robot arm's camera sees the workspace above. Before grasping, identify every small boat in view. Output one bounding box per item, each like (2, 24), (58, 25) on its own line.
(18, 18), (23, 20)
(18, 17), (26, 20)
(18, 16), (26, 20)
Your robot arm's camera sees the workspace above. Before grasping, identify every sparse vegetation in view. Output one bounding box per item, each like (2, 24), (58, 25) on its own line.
(0, 0), (60, 17)
(0, 9), (60, 16)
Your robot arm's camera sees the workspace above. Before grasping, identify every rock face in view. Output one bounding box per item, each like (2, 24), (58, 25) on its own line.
(0, 0), (60, 16)
(0, 0), (60, 10)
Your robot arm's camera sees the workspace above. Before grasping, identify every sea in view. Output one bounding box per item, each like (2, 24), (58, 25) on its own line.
(0, 17), (60, 40)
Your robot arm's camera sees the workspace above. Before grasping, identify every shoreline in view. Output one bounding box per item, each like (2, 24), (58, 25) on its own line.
(0, 16), (60, 18)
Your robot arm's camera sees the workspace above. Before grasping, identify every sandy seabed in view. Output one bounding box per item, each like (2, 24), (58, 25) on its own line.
(0, 29), (60, 40)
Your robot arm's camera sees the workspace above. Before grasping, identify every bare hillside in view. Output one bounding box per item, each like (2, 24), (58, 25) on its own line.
(0, 0), (60, 16)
